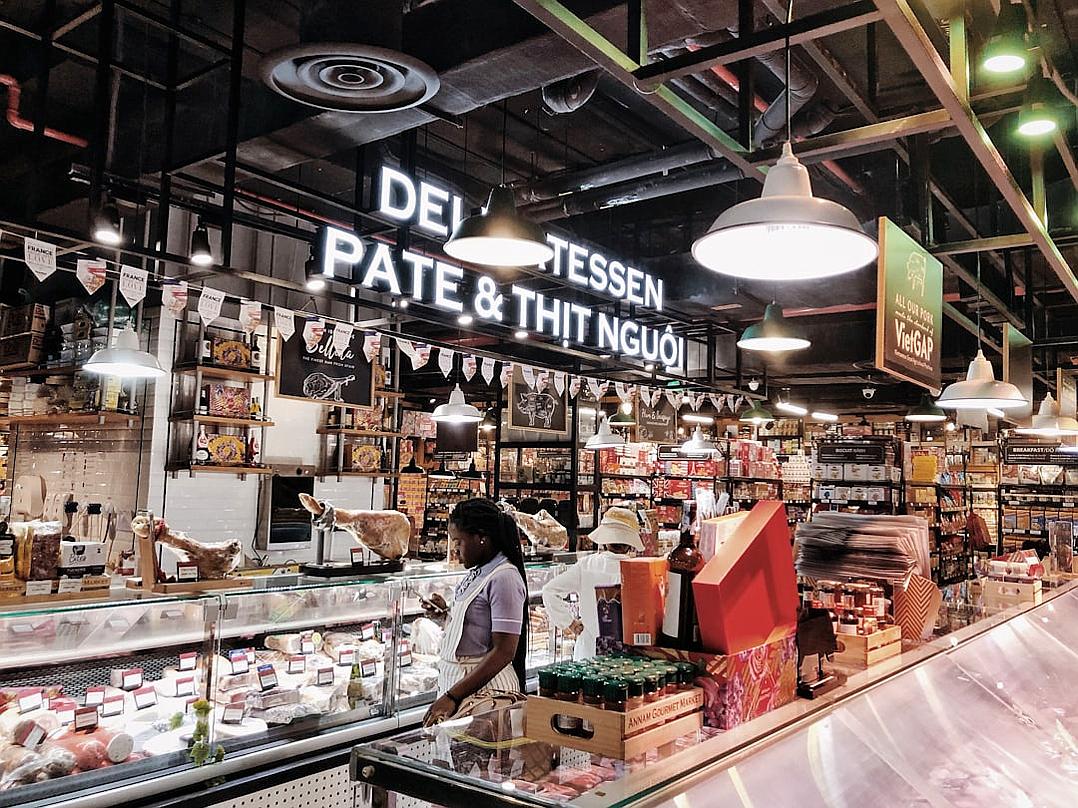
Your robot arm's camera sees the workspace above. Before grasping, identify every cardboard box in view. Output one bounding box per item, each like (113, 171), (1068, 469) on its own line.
(620, 557), (666, 646)
(692, 501), (798, 655)
(1, 303), (49, 337)
(0, 333), (45, 370)
(641, 626), (797, 730)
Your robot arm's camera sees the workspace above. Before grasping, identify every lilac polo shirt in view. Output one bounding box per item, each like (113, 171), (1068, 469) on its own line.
(454, 553), (526, 657)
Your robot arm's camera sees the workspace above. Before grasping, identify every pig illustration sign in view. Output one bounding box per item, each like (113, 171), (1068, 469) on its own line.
(508, 366), (567, 434)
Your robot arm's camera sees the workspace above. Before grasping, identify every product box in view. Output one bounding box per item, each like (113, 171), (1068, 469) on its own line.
(619, 557), (667, 646)
(640, 626), (797, 730)
(825, 463), (844, 480)
(211, 338), (251, 368)
(692, 501), (799, 655)
(843, 463), (868, 481)
(58, 541), (108, 576)
(0, 333), (45, 370)
(865, 486), (887, 503)
(1, 303), (49, 337)
(207, 384), (250, 418)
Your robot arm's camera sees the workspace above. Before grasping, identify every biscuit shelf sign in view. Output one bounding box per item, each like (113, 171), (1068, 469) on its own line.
(276, 314), (373, 408)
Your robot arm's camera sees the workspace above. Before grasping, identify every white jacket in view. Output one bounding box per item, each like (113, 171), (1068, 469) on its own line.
(541, 551), (624, 660)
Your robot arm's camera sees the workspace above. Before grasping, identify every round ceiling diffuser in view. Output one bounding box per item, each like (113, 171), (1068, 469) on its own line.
(260, 43), (439, 113)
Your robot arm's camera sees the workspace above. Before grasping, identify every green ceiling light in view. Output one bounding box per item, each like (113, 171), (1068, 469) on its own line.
(936, 349), (1027, 410)
(479, 407), (499, 433)
(981, 2), (1028, 75)
(443, 186), (555, 268)
(609, 408), (636, 427)
(739, 401), (773, 425)
(1017, 73), (1060, 138)
(905, 393), (947, 423)
(736, 302), (810, 352)
(428, 459), (456, 480)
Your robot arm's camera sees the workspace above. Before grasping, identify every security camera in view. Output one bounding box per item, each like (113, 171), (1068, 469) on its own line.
(748, 378), (760, 392)
(862, 386), (876, 399)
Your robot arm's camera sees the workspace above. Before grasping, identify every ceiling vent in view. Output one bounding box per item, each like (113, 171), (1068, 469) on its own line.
(259, 0), (439, 113)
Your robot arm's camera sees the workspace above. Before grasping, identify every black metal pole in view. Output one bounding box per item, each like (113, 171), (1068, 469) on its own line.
(27, 0), (57, 220)
(156, 0), (182, 255)
(737, 0), (754, 149)
(220, 0), (246, 265)
(90, 0), (115, 216)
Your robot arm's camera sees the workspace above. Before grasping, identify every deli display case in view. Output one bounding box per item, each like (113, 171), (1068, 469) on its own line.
(350, 581), (1078, 808)
(0, 561), (568, 808)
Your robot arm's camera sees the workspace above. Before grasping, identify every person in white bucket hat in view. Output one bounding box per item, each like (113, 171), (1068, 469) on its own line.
(541, 506), (643, 660)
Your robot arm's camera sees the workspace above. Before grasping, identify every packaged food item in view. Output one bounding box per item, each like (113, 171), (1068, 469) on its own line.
(13, 522), (61, 581)
(619, 558), (667, 646)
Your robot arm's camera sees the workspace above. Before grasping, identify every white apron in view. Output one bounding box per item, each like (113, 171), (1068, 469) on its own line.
(438, 562), (522, 696)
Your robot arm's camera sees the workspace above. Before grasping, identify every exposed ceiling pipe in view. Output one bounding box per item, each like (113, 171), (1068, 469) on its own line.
(0, 74), (88, 147)
(542, 70), (600, 113)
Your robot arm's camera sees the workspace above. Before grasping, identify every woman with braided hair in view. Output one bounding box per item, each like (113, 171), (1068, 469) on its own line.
(423, 498), (529, 726)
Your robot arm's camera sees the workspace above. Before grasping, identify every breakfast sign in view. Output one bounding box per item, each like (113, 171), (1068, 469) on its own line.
(874, 217), (942, 392)
(276, 314), (373, 408)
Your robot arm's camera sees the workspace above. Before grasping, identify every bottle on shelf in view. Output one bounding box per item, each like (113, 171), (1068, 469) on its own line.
(195, 425), (210, 465)
(198, 386), (210, 415)
(660, 512), (705, 650)
(247, 434), (260, 466)
(249, 396), (262, 420)
(199, 336), (212, 364)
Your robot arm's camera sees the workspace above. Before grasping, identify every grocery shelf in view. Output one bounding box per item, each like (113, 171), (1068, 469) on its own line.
(172, 413), (275, 428)
(7, 411), (140, 427)
(174, 362), (274, 382)
(316, 426), (403, 437)
(167, 463), (274, 475)
(318, 469), (399, 478)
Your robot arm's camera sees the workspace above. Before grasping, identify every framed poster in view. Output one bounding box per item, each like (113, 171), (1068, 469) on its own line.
(637, 399), (677, 443)
(874, 217), (942, 392)
(508, 366), (568, 434)
(276, 315), (373, 408)
(436, 421), (478, 453)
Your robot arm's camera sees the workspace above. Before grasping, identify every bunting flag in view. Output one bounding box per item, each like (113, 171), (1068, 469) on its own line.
(665, 391), (682, 410)
(397, 338), (416, 364)
(481, 356), (495, 385)
(462, 355), (478, 381)
(301, 317), (326, 351)
(438, 346), (455, 377)
(160, 279), (188, 318)
(614, 381), (628, 402)
(598, 380), (610, 397)
(552, 371), (566, 395)
(499, 362), (514, 388)
(568, 375), (582, 399)
(521, 366), (536, 389)
(709, 393), (724, 413)
(239, 300), (262, 335)
(331, 322), (353, 358)
(119, 265), (148, 307)
(76, 259), (108, 295)
(412, 343), (432, 370)
(587, 378), (603, 400)
(362, 332), (381, 363)
(731, 395), (745, 412)
(23, 238), (57, 282)
(197, 286), (225, 327)
(275, 306), (296, 341)
(535, 370), (550, 392)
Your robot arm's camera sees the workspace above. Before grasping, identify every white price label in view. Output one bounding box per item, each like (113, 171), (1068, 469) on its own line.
(175, 677), (196, 697)
(244, 648), (256, 664)
(49, 699), (76, 724)
(122, 669), (144, 690)
(24, 580), (52, 597)
(337, 646), (355, 666)
(100, 695), (124, 717)
(300, 633), (314, 655)
(176, 563), (199, 582)
(178, 652), (198, 671)
(360, 623), (375, 641)
(257, 664), (278, 691)
(57, 578), (83, 594)
(221, 704), (244, 724)
(133, 686), (157, 710)
(287, 656), (306, 675)
(18, 688), (43, 713)
(316, 667), (334, 686)
(84, 687), (105, 707)
(350, 546), (365, 565)
(228, 650), (249, 675)
(74, 706), (99, 731)
(360, 659), (378, 677)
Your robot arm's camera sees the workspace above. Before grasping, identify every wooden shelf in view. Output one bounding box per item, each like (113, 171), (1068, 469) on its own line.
(317, 469), (399, 478)
(167, 463), (274, 475)
(0, 364), (85, 378)
(6, 411), (140, 427)
(172, 413), (275, 428)
(373, 389), (404, 399)
(174, 363), (274, 382)
(316, 426), (402, 438)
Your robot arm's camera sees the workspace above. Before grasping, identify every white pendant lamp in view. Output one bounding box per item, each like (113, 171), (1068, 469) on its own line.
(443, 187), (554, 268)
(83, 324), (165, 379)
(692, 142), (877, 281)
(585, 414), (625, 449)
(679, 426), (718, 456)
(1015, 393), (1078, 436)
(432, 383), (482, 423)
(936, 350), (1027, 410)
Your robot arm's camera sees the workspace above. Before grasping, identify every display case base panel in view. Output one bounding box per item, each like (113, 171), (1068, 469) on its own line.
(302, 560), (404, 577)
(124, 577), (254, 593)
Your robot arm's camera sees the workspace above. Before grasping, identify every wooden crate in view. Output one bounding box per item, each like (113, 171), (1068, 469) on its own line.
(525, 688), (702, 759)
(833, 625), (902, 667)
(982, 578), (1042, 609)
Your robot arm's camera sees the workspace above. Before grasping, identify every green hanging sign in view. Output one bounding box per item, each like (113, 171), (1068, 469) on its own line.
(874, 217), (943, 392)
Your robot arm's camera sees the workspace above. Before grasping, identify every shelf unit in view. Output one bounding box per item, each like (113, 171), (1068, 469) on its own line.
(421, 477), (483, 560)
(811, 436), (904, 515)
(907, 481), (971, 585)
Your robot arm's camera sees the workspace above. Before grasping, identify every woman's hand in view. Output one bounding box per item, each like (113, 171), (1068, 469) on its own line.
(423, 693), (459, 727)
(568, 619), (585, 637)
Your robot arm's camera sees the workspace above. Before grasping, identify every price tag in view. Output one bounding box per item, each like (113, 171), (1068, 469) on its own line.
(24, 580), (52, 597)
(74, 706), (99, 731)
(221, 704), (244, 725)
(287, 655), (306, 675)
(397, 651), (411, 668)
(100, 694), (124, 717)
(106, 616), (130, 632)
(161, 608), (185, 620)
(360, 659), (377, 677)
(336, 645), (355, 666)
(228, 650), (249, 675)
(256, 664), (278, 691)
(316, 667), (334, 686)
(17, 722), (47, 749)
(176, 563), (199, 582)
(178, 652), (198, 672)
(85, 687), (105, 707)
(350, 546), (365, 566)
(0, 539), (11, 555)
(18, 688), (43, 713)
(184, 697), (200, 714)
(57, 578), (83, 595)
(121, 668), (144, 690)
(244, 648), (256, 664)
(360, 623), (375, 641)
(9, 622), (33, 635)
(300, 633), (314, 655)
(174, 676), (196, 697)
(133, 686), (157, 710)
(48, 698), (76, 724)
(1064, 501), (1074, 508)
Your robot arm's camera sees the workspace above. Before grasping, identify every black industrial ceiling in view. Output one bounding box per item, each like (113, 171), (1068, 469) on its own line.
(0, 0), (1075, 416)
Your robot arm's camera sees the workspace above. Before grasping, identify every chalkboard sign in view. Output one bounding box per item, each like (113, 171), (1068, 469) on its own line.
(508, 366), (568, 434)
(638, 399), (677, 443)
(817, 441), (886, 464)
(276, 315), (373, 408)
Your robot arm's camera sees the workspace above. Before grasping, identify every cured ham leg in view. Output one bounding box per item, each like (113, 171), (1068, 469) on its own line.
(298, 494), (410, 560)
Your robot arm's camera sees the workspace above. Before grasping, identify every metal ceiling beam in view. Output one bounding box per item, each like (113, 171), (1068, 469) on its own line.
(875, 0), (1078, 304)
(632, 1), (882, 88)
(944, 302), (1002, 354)
(511, 0), (764, 182)
(933, 233), (1035, 255)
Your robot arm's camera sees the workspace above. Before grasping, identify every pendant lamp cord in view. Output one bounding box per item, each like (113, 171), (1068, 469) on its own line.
(500, 99), (508, 186)
(785, 1), (794, 143)
(975, 252), (982, 349)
